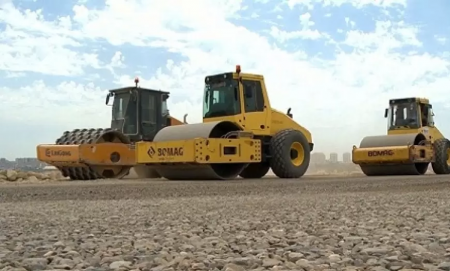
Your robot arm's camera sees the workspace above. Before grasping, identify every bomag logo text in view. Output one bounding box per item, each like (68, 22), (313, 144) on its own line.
(157, 147), (184, 156)
(367, 150), (394, 157)
(45, 149), (72, 157)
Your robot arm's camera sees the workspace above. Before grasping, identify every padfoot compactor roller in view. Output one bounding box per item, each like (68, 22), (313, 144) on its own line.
(133, 65), (314, 180)
(36, 78), (187, 180)
(352, 97), (450, 176)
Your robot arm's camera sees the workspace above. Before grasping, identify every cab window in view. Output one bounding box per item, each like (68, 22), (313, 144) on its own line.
(388, 102), (420, 129)
(242, 80), (264, 112)
(141, 92), (157, 135)
(203, 79), (241, 118)
(421, 104), (434, 126)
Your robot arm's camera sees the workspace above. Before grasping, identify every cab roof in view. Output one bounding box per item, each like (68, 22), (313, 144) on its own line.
(389, 97), (430, 104)
(109, 86), (169, 95)
(204, 72), (264, 82)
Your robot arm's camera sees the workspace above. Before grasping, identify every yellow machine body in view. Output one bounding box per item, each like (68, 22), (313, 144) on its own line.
(36, 142), (136, 179)
(352, 97), (450, 176)
(201, 72), (313, 142)
(352, 145), (433, 164)
(37, 143), (136, 167)
(137, 137), (261, 164)
(35, 83), (189, 180)
(136, 66), (314, 180)
(38, 67), (314, 181)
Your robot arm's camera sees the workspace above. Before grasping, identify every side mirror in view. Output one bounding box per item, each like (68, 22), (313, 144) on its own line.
(183, 114), (188, 124)
(287, 108), (293, 118)
(205, 91), (209, 103)
(131, 89), (137, 102)
(105, 93), (112, 105)
(384, 108), (388, 118)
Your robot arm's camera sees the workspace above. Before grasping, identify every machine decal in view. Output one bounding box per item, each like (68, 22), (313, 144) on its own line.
(45, 149), (72, 157)
(147, 146), (156, 158)
(367, 150), (394, 157)
(157, 147), (184, 156)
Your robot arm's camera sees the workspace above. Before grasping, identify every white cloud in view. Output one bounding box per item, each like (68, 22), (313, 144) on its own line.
(435, 35), (447, 45)
(0, 0), (449, 161)
(299, 12), (314, 27)
(250, 12), (260, 19)
(287, 0), (407, 9)
(272, 5), (283, 13)
(344, 17), (356, 28)
(109, 51), (125, 69)
(329, 0), (407, 9)
(0, 3), (101, 76)
(4, 71), (25, 78)
(0, 81), (108, 125)
(269, 26), (323, 41)
(270, 12), (328, 42)
(343, 21), (422, 51)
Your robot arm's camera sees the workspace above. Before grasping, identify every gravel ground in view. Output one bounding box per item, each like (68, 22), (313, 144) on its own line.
(1, 175), (450, 271)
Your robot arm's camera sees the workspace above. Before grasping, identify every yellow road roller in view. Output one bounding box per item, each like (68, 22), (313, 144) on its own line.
(134, 65), (314, 180)
(36, 78), (187, 180)
(352, 97), (450, 176)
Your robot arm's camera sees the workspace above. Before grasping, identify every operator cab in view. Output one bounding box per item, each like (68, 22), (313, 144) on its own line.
(105, 77), (171, 141)
(203, 65), (276, 134)
(203, 66), (266, 119)
(384, 97), (435, 130)
(203, 72), (240, 118)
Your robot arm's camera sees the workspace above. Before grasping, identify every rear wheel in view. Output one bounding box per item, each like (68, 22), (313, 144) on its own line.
(239, 163), (270, 179)
(269, 129), (310, 178)
(432, 138), (450, 174)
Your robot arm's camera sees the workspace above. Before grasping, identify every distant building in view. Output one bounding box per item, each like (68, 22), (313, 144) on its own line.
(0, 157), (46, 170)
(0, 158), (14, 169)
(342, 152), (351, 163)
(311, 152), (326, 165)
(329, 152), (338, 163)
(15, 157), (43, 168)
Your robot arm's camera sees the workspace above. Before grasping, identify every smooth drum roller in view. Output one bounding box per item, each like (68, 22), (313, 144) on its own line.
(152, 121), (249, 180)
(354, 133), (431, 176)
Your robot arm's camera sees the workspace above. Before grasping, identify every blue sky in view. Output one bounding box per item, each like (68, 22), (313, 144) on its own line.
(0, 0), (449, 159)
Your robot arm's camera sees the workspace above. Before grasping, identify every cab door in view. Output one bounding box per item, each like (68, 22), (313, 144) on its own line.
(140, 91), (159, 140)
(241, 79), (269, 133)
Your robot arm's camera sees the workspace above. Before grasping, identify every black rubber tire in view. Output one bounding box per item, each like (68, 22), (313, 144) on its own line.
(431, 138), (450, 174)
(269, 129), (311, 178)
(239, 163), (270, 179)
